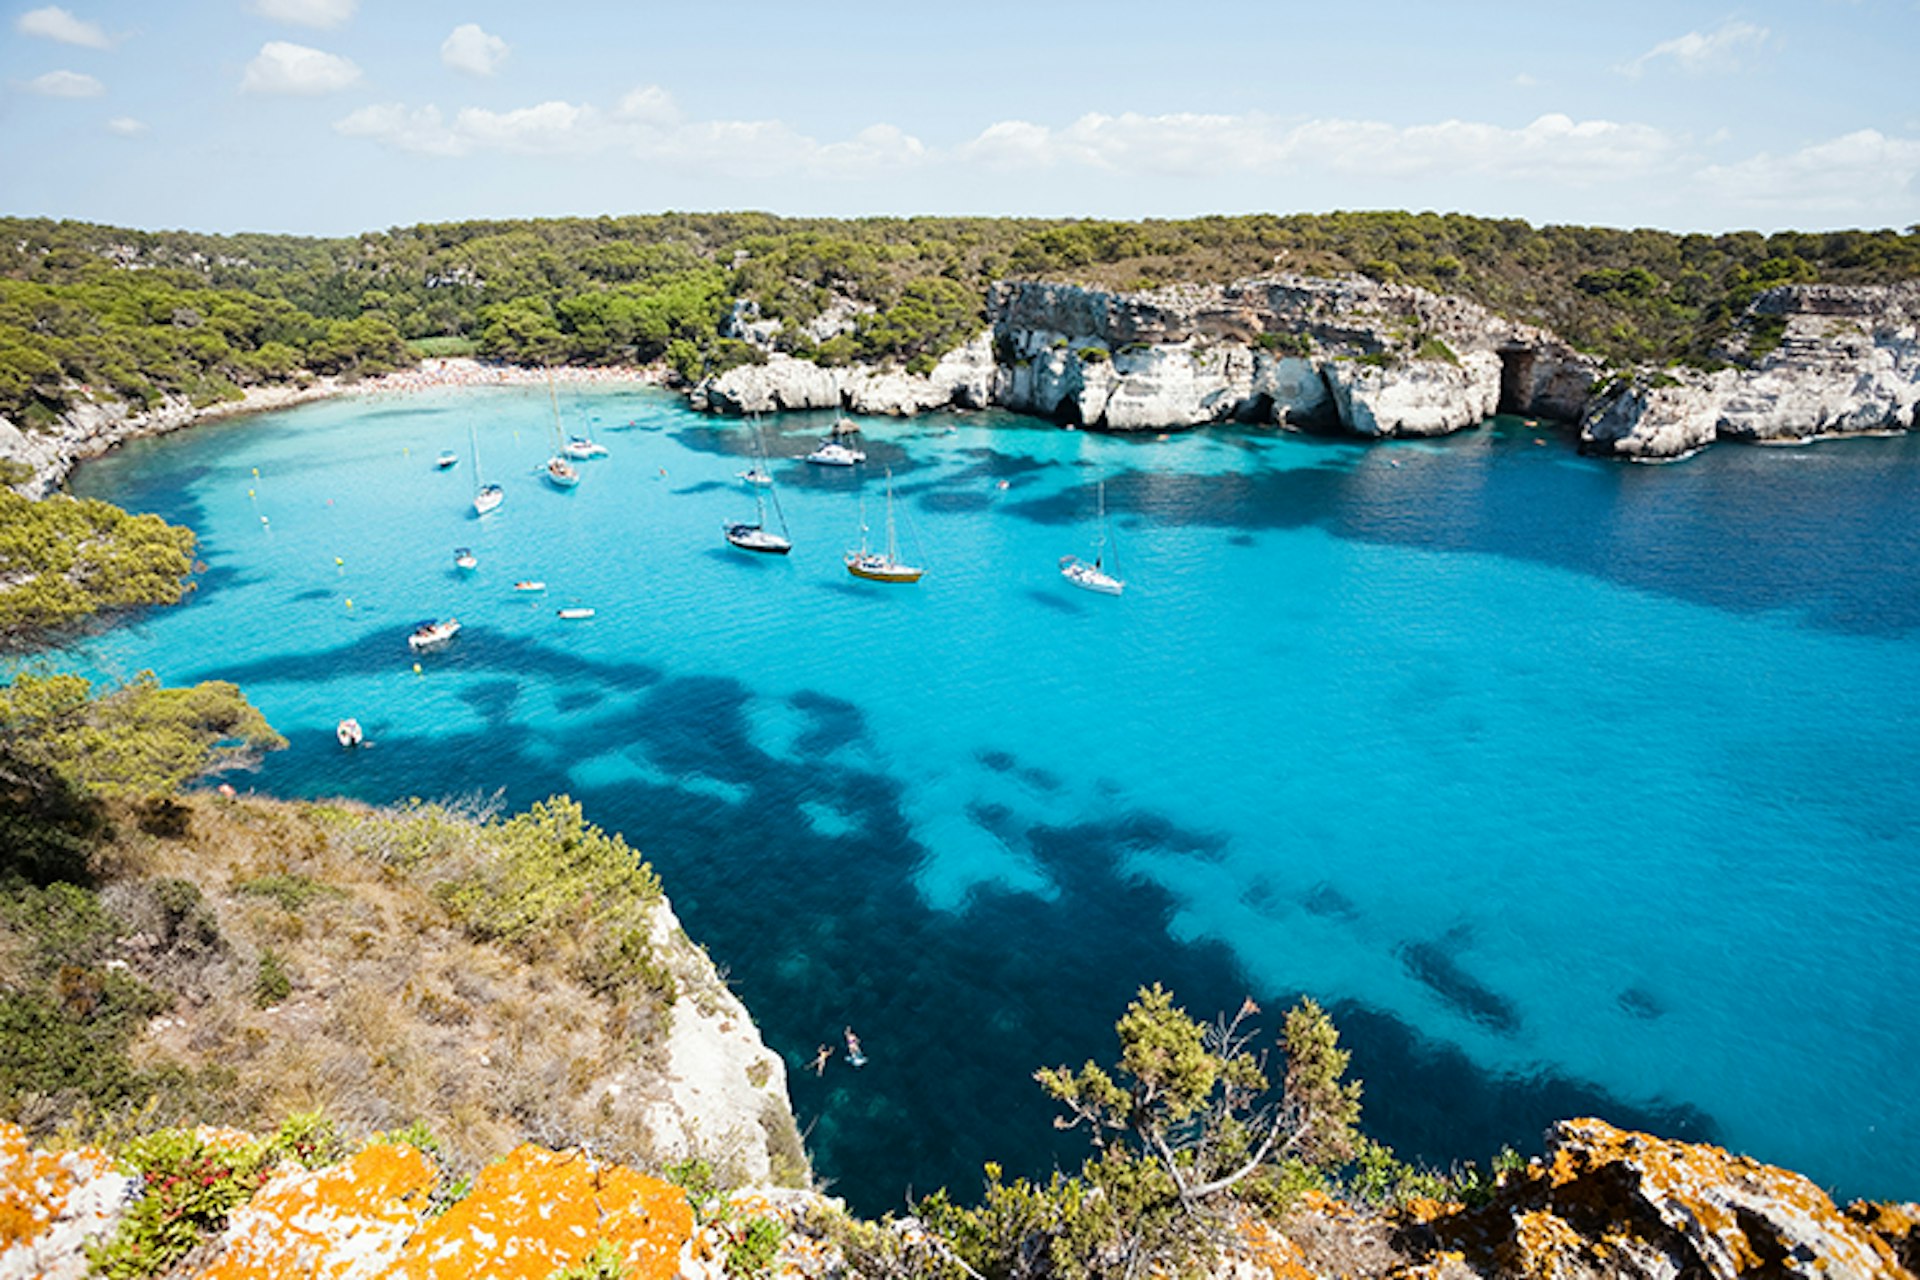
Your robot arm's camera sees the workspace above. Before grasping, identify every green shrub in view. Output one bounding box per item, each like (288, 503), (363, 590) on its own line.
(724, 1215), (785, 1278)
(88, 1129), (274, 1279)
(253, 947), (291, 1006)
(1414, 336), (1460, 365)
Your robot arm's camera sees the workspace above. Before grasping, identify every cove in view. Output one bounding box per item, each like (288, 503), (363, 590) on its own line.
(60, 384), (1920, 1213)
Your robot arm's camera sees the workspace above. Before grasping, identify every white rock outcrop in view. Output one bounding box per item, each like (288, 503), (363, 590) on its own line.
(644, 896), (803, 1186)
(1581, 283), (1920, 459)
(1325, 350), (1503, 437)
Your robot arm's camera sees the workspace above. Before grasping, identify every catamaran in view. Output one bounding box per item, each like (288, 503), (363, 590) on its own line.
(1059, 480), (1124, 596)
(807, 438), (865, 466)
(845, 470), (922, 583)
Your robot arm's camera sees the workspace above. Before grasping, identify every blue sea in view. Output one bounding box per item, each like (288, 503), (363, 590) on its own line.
(58, 385), (1920, 1212)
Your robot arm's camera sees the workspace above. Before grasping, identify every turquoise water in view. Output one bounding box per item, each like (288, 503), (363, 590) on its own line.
(60, 386), (1920, 1210)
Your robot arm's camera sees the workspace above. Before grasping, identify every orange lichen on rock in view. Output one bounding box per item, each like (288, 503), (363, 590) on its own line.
(595, 1165), (694, 1280)
(394, 1145), (692, 1280)
(196, 1141), (437, 1280)
(0, 1122), (95, 1247)
(1233, 1215), (1316, 1280)
(1430, 1118), (1919, 1280)
(0, 1121), (133, 1277)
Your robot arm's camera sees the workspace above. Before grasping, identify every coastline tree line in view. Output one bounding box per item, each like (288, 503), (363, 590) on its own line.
(2, 211), (1918, 430)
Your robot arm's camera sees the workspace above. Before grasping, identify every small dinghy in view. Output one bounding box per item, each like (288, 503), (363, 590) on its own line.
(454, 547), (478, 571)
(557, 606), (595, 620)
(514, 580), (547, 593)
(336, 718), (364, 748)
(435, 451), (458, 470)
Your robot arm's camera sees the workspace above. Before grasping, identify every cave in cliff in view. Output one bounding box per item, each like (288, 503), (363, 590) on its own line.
(1497, 347), (1536, 415)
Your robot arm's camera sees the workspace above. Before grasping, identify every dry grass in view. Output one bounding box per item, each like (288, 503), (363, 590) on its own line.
(86, 792), (703, 1180)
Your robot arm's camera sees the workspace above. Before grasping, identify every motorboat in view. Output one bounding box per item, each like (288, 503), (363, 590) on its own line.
(435, 451), (458, 469)
(335, 718), (363, 748)
(807, 440), (865, 467)
(513, 580), (547, 592)
(407, 618), (461, 652)
(557, 607), (595, 620)
(454, 547), (478, 571)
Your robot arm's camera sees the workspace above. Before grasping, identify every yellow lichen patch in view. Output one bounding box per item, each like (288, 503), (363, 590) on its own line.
(594, 1166), (693, 1280)
(196, 1141), (436, 1280)
(1500, 1208), (1586, 1275)
(1233, 1216), (1315, 1280)
(0, 1121), (114, 1249)
(396, 1145), (601, 1280)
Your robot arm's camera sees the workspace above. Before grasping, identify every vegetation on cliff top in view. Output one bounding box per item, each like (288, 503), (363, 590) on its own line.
(0, 490), (199, 648)
(4, 212), (1918, 425)
(0, 670), (802, 1200)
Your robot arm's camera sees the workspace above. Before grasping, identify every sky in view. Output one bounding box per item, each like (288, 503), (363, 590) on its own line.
(2, 0), (1918, 238)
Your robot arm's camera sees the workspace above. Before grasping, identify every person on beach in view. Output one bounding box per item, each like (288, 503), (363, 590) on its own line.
(810, 1044), (832, 1076)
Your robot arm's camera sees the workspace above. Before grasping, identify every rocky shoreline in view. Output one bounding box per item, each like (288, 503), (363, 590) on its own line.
(689, 275), (1920, 462)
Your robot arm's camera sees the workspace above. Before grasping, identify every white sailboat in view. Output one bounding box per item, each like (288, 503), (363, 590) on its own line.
(471, 424), (503, 515)
(845, 470), (922, 583)
(737, 415), (775, 486)
(543, 372), (580, 490)
(725, 488), (792, 555)
(1060, 480), (1124, 596)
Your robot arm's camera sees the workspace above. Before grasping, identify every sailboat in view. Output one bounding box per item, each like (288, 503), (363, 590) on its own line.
(845, 469), (922, 583)
(737, 415), (774, 486)
(543, 371), (581, 490)
(471, 424), (504, 515)
(1060, 480), (1123, 595)
(725, 487), (792, 554)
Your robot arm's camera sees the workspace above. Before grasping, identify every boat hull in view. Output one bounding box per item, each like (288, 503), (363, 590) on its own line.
(846, 554), (922, 583)
(726, 524), (792, 554)
(1061, 560), (1124, 595)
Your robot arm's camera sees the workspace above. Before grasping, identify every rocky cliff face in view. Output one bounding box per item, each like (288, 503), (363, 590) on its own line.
(691, 275), (1920, 461)
(987, 275), (1591, 437)
(1582, 283), (1920, 460)
(692, 274), (1599, 441)
(1420, 1118), (1920, 1280)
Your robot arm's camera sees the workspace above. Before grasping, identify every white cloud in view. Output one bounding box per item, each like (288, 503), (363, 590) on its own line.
(16, 6), (109, 48)
(250, 0), (356, 29)
(1698, 129), (1920, 214)
(441, 23), (508, 76)
(106, 115), (147, 136)
(337, 84), (928, 179)
(959, 111), (1685, 186)
(241, 41), (361, 94)
(1621, 21), (1770, 77)
(19, 68), (104, 97)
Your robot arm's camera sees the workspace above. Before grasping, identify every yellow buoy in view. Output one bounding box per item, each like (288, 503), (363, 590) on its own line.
(345, 598), (354, 609)
(412, 663), (422, 675)
(334, 556), (344, 566)
(248, 489), (255, 498)
(251, 467), (259, 477)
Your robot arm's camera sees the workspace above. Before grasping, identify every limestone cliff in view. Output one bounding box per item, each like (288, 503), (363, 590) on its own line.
(1582, 283), (1920, 460)
(688, 274), (1920, 461)
(692, 273), (1598, 438)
